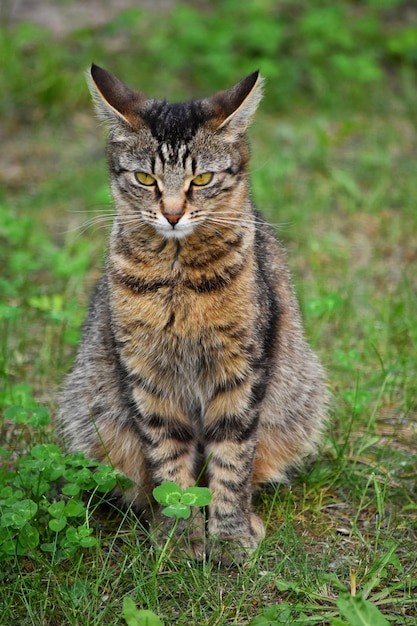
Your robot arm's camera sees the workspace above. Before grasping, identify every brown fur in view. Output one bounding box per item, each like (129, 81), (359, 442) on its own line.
(58, 65), (328, 561)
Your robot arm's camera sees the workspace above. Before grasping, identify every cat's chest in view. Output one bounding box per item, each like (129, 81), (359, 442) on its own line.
(109, 250), (258, 401)
(111, 272), (257, 408)
(111, 268), (255, 341)
(109, 235), (257, 342)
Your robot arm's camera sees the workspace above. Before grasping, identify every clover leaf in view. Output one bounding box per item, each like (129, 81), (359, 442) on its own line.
(152, 482), (212, 520)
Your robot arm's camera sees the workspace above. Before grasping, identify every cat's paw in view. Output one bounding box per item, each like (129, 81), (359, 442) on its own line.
(208, 512), (265, 565)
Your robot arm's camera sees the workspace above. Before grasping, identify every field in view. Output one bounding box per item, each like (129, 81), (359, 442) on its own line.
(1, 1), (416, 624)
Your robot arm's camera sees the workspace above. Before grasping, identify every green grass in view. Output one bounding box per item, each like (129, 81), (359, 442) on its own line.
(1, 1), (417, 624)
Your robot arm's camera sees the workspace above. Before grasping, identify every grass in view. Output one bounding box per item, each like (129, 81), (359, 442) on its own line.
(1, 2), (417, 624)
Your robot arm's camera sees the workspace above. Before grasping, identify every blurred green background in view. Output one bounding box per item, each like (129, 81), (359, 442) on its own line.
(1, 0), (416, 121)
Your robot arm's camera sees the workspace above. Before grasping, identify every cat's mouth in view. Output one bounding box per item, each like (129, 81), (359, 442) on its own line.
(154, 213), (196, 240)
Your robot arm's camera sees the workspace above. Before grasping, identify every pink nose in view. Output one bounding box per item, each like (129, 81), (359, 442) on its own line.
(163, 212), (182, 226)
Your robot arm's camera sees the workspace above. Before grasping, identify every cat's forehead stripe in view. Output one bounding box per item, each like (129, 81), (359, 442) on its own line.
(159, 142), (186, 160)
(157, 142), (191, 170)
(161, 143), (171, 162)
(178, 144), (188, 161)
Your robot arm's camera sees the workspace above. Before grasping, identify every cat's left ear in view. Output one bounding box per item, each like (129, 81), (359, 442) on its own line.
(209, 71), (264, 138)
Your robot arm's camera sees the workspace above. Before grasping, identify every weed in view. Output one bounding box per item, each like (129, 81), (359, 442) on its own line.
(153, 482), (212, 521)
(120, 483), (212, 626)
(0, 404), (132, 568)
(122, 597), (163, 626)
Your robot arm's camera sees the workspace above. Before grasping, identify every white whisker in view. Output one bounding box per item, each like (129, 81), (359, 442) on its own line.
(64, 217), (114, 235)
(200, 222), (224, 237)
(204, 216), (292, 237)
(210, 211), (289, 230)
(63, 202), (291, 242)
(67, 206), (114, 214)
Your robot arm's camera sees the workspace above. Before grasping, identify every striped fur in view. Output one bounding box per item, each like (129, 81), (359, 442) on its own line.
(58, 65), (328, 560)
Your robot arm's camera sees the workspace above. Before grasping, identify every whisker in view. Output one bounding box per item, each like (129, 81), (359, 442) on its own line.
(116, 216), (150, 237)
(65, 211), (150, 233)
(66, 214), (142, 237)
(206, 217), (292, 236)
(118, 223), (148, 234)
(209, 217), (255, 227)
(248, 155), (276, 175)
(199, 222), (224, 237)
(67, 206), (114, 214)
(210, 211), (289, 230)
(64, 220), (114, 237)
(64, 203), (291, 242)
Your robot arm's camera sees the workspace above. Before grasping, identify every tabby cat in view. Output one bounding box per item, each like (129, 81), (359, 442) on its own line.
(58, 64), (328, 561)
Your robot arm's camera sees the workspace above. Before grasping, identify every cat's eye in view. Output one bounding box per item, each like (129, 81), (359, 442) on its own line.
(135, 171), (157, 186)
(191, 172), (213, 187)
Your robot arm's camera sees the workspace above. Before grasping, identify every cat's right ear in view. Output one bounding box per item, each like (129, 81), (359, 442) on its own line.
(87, 64), (147, 128)
(208, 71), (264, 139)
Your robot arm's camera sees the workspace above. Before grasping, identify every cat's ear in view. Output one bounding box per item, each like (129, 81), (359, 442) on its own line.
(209, 71), (264, 138)
(87, 64), (147, 128)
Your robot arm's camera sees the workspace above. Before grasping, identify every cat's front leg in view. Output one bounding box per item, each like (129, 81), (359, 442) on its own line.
(132, 390), (206, 555)
(204, 406), (265, 563)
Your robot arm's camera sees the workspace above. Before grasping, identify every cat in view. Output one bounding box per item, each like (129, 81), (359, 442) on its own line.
(58, 63), (328, 562)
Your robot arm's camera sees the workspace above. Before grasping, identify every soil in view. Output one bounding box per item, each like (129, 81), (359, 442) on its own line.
(3, 0), (176, 36)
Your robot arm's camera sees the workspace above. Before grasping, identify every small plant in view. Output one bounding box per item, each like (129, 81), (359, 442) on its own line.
(332, 593), (390, 626)
(249, 577), (393, 625)
(0, 403), (132, 565)
(119, 483), (212, 625)
(152, 481), (212, 520)
(152, 481), (212, 571)
(122, 597), (163, 626)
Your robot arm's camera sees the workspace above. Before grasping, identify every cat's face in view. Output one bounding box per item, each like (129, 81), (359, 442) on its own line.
(88, 65), (263, 240)
(108, 120), (246, 240)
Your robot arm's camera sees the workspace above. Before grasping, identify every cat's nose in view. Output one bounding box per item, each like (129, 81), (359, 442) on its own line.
(161, 198), (185, 227)
(163, 212), (183, 226)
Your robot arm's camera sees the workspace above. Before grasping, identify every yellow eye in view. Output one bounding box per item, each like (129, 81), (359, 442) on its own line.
(135, 171), (157, 186)
(191, 172), (213, 187)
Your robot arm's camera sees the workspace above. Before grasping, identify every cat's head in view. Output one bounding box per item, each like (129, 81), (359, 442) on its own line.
(88, 64), (263, 240)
